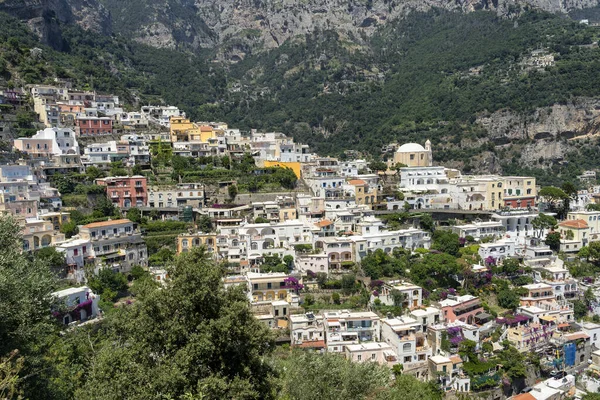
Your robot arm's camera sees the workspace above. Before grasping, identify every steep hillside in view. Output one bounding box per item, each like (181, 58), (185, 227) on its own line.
(98, 0), (600, 58)
(2, 5), (600, 186)
(0, 0), (110, 50)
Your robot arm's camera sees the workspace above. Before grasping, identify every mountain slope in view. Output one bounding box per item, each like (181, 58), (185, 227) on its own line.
(97, 0), (600, 59)
(2, 6), (600, 186)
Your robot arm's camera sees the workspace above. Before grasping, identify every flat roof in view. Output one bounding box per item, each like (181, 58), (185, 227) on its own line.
(82, 219), (131, 228)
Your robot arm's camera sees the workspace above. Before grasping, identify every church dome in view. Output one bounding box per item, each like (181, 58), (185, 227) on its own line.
(397, 143), (426, 153)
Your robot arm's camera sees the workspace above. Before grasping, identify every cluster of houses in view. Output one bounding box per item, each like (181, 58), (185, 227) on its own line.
(8, 84), (600, 397)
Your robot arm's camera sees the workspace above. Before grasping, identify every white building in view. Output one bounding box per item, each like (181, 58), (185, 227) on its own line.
(290, 312), (325, 348)
(376, 281), (423, 309)
(452, 221), (505, 240)
(51, 286), (100, 325)
(345, 342), (397, 366)
(478, 238), (516, 263)
(323, 310), (380, 352)
(295, 254), (329, 275)
(381, 316), (432, 369)
(78, 219), (147, 273)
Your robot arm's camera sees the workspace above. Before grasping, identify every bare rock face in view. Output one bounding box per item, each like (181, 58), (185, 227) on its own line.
(476, 98), (600, 166)
(477, 100), (600, 142)
(0, 0), (111, 48)
(95, 0), (600, 58)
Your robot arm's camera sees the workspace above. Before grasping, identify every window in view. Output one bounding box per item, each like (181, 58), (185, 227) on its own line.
(267, 283), (272, 289)
(357, 355), (362, 361)
(371, 353), (376, 360)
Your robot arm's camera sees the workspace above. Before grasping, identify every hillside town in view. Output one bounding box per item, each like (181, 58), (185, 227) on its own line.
(5, 83), (600, 399)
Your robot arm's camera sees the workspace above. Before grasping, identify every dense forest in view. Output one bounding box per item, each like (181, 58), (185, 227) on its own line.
(2, 8), (600, 184)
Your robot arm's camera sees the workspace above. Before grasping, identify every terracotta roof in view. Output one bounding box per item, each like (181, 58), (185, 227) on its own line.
(511, 394), (536, 400)
(450, 355), (462, 364)
(564, 332), (590, 341)
(315, 220), (334, 228)
(200, 126), (213, 132)
(295, 340), (326, 348)
(559, 219), (588, 229)
(348, 179), (366, 185)
(82, 219), (131, 229)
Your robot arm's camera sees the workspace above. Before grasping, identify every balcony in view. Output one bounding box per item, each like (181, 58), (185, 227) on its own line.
(346, 325), (374, 332)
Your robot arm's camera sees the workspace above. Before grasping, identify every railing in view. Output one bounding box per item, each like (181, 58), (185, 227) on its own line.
(346, 325), (374, 332)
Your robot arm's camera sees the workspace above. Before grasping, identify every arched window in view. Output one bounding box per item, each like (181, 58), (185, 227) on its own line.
(251, 242), (258, 250)
(403, 343), (411, 353)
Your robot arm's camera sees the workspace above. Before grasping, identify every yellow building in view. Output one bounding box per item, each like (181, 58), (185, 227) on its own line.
(348, 179), (377, 206)
(247, 272), (292, 303)
(279, 206), (297, 221)
(177, 233), (218, 254)
(392, 140), (432, 167)
(170, 117), (220, 143)
(263, 160), (302, 178)
(39, 212), (70, 231)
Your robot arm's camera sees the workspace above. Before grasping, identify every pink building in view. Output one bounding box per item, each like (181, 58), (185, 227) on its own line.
(96, 176), (147, 208)
(440, 295), (485, 325)
(77, 117), (113, 136)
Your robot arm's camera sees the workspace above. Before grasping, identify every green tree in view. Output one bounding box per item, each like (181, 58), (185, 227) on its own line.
(109, 161), (128, 177)
(304, 294), (315, 306)
(501, 258), (521, 276)
(532, 213), (557, 238)
(573, 299), (588, 320)
(579, 246), (591, 261)
(332, 292), (341, 305)
(85, 166), (104, 181)
(390, 289), (407, 308)
(368, 160), (388, 172)
(589, 241), (600, 262)
(60, 220), (79, 239)
(34, 247), (66, 275)
(419, 213), (435, 233)
(279, 350), (389, 400)
(283, 255), (294, 267)
(376, 375), (442, 400)
(409, 253), (461, 289)
(197, 214), (213, 232)
(0, 217), (58, 397)
(228, 184), (238, 201)
(497, 287), (520, 310)
(87, 268), (128, 297)
(80, 247), (276, 399)
(221, 156), (231, 169)
(93, 196), (118, 217)
(341, 274), (357, 295)
(432, 230), (460, 257)
(126, 207), (142, 224)
(545, 232), (561, 252)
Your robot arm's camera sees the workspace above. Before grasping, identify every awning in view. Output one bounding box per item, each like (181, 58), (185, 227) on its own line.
(475, 312), (492, 320)
(557, 323), (570, 329)
(539, 315), (557, 322)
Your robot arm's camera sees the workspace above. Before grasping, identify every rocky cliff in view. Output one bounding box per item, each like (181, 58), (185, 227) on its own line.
(0, 0), (111, 49)
(97, 0), (600, 56)
(472, 98), (600, 173)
